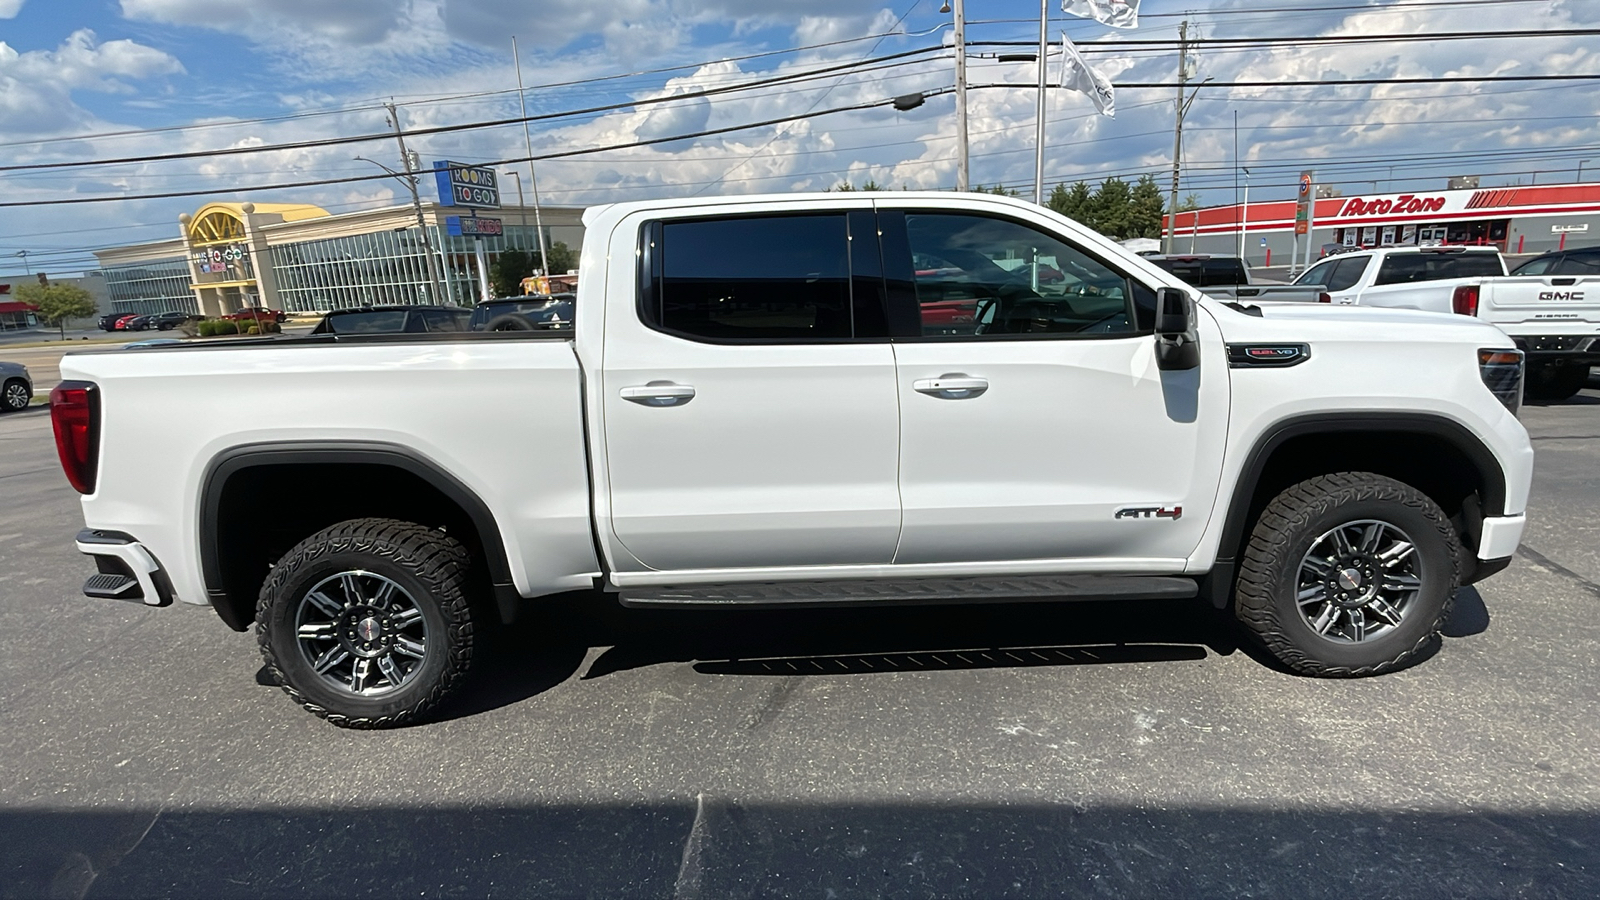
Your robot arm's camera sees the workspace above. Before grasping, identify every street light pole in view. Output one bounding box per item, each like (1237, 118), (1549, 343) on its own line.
(1033, 0), (1049, 206)
(512, 37), (552, 280)
(378, 101), (442, 305)
(1239, 168), (1250, 260)
(504, 171), (530, 292)
(13, 251), (29, 276)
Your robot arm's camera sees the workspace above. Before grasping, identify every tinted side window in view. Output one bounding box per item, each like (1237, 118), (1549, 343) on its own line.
(1556, 254), (1600, 275)
(904, 213), (1134, 337)
(1202, 259), (1249, 286)
(421, 309), (468, 332)
(1375, 253), (1504, 285)
(653, 215), (853, 340)
(1511, 257), (1555, 276)
(1326, 257), (1369, 292)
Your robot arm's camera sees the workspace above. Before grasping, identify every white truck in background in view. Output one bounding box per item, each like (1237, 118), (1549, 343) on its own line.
(54, 192), (1534, 728)
(1297, 246), (1599, 399)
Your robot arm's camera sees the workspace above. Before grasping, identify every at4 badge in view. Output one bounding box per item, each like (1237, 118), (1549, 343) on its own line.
(1115, 506), (1183, 520)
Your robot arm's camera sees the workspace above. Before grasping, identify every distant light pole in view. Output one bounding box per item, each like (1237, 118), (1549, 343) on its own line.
(1238, 168), (1251, 259)
(503, 171), (531, 292)
(1579, 159), (1592, 183)
(12, 250), (28, 276)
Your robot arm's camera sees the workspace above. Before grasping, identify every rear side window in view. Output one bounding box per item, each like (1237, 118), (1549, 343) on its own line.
(646, 214), (855, 340)
(1556, 253), (1600, 275)
(322, 310), (408, 333)
(1374, 253), (1505, 286)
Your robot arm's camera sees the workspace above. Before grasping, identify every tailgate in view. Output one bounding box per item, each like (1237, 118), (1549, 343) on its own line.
(1481, 276), (1600, 326)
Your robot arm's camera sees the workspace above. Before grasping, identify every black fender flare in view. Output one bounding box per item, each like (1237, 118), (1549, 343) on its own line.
(198, 441), (518, 630)
(1200, 412), (1508, 608)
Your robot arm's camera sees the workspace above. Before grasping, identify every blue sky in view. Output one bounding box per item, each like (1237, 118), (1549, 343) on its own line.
(2, 0), (1597, 274)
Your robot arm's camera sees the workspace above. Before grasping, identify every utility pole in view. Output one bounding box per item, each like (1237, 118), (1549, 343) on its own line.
(504, 170), (530, 292)
(952, 0), (969, 191)
(512, 37), (552, 280)
(1165, 20), (1189, 254)
(383, 101), (443, 305)
(1033, 0), (1049, 206)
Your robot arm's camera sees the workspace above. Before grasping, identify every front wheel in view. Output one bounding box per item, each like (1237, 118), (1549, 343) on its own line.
(0, 379), (30, 412)
(1235, 473), (1460, 677)
(256, 518), (476, 728)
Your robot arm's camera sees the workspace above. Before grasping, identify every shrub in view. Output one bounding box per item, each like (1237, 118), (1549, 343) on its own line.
(246, 325), (260, 335)
(215, 319), (238, 335)
(197, 319), (217, 337)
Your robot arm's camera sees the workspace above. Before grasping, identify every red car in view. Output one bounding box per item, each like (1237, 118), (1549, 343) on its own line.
(222, 307), (286, 324)
(112, 314), (142, 330)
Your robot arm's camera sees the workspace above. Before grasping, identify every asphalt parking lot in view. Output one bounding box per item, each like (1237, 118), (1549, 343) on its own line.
(2, 390), (1599, 899)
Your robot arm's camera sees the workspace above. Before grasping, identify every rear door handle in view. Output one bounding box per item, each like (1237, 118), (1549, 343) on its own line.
(620, 382), (696, 406)
(913, 375), (988, 399)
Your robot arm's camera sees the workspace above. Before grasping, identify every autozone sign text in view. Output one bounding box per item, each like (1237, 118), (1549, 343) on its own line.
(1337, 195), (1447, 217)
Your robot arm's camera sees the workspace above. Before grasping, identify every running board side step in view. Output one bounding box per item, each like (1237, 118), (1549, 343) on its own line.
(618, 574), (1199, 609)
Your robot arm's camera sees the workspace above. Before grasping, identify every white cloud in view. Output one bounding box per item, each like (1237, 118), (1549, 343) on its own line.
(120, 0), (406, 44)
(0, 29), (184, 135)
(0, 0), (25, 20)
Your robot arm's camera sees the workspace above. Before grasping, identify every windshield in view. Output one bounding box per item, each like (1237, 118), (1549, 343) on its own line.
(1374, 253), (1506, 285)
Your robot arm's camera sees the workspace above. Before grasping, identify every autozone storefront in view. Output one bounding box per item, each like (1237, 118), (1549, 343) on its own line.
(1166, 183), (1600, 264)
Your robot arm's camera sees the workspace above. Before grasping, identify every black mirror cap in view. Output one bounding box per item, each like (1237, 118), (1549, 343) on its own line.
(1155, 287), (1192, 335)
(1154, 287), (1201, 371)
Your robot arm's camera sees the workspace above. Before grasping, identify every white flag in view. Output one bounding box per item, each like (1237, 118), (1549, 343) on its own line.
(1062, 0), (1140, 29)
(1060, 32), (1115, 116)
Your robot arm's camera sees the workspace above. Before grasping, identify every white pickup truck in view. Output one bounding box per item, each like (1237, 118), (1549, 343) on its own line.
(1296, 246), (1599, 399)
(54, 192), (1534, 728)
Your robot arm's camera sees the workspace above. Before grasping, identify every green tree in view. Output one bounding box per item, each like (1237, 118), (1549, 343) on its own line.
(489, 248), (535, 298)
(1088, 177), (1133, 239)
(1047, 181), (1093, 225)
(539, 240), (578, 276)
(831, 178), (884, 192)
(15, 281), (97, 338)
(1128, 174), (1167, 239)
(1178, 193), (1203, 211)
(970, 184), (1020, 197)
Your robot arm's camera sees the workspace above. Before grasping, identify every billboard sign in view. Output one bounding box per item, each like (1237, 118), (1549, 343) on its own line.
(433, 161), (502, 209)
(1294, 170), (1313, 235)
(446, 215), (504, 238)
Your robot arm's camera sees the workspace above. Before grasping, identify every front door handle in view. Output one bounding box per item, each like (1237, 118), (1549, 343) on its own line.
(620, 382), (696, 406)
(913, 374), (989, 399)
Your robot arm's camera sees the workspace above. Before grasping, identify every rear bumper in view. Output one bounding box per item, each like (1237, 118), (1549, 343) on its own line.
(75, 529), (173, 607)
(1512, 335), (1600, 365)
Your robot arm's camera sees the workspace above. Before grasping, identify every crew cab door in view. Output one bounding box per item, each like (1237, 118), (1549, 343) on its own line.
(597, 206), (903, 572)
(878, 205), (1229, 567)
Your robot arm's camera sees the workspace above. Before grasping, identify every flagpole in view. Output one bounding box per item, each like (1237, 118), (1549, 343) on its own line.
(1034, 0), (1049, 205)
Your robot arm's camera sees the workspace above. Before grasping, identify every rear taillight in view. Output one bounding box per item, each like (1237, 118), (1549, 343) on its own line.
(1317, 292), (1332, 303)
(50, 381), (100, 494)
(1478, 348), (1523, 416)
(1452, 285), (1480, 316)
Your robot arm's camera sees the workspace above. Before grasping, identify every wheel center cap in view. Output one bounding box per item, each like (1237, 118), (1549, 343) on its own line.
(1337, 567), (1364, 591)
(356, 617), (383, 642)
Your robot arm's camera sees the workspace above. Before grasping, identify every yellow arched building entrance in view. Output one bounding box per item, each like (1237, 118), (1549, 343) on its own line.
(179, 202), (328, 316)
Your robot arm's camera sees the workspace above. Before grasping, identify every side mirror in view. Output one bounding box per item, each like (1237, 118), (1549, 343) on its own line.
(1154, 287), (1201, 371)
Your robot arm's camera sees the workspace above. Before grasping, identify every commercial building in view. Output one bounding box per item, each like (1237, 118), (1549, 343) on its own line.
(0, 272), (111, 331)
(92, 199), (585, 316)
(1163, 181), (1600, 267)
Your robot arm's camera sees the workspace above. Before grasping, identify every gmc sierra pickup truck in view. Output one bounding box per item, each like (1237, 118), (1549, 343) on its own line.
(1297, 246), (1599, 399)
(53, 192), (1535, 728)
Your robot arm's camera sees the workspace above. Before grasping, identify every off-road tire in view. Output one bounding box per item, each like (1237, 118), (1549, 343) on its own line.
(1235, 472), (1460, 677)
(1525, 363), (1590, 403)
(257, 518), (475, 728)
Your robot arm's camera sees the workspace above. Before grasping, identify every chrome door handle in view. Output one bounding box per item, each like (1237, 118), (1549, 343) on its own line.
(913, 374), (988, 399)
(620, 382), (696, 406)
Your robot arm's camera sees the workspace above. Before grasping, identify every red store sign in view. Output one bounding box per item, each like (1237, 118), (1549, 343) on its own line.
(1336, 195), (1448, 217)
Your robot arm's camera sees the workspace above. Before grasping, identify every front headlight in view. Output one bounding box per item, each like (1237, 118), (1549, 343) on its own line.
(1478, 348), (1524, 416)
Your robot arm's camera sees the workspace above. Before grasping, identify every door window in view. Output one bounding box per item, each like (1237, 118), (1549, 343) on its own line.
(1326, 257), (1370, 292)
(1297, 259), (1338, 287)
(1556, 253), (1600, 275)
(1512, 257), (1555, 276)
(901, 213), (1135, 338)
(644, 214), (861, 341)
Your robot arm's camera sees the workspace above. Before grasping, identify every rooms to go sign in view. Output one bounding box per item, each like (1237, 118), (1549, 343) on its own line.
(433, 161), (502, 209)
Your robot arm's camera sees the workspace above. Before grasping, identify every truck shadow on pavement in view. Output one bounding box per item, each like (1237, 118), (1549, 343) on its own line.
(434, 587), (1491, 722)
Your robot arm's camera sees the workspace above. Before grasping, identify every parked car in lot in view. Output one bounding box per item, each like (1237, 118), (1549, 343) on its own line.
(1510, 246), (1600, 276)
(222, 307), (287, 324)
(149, 311), (199, 331)
(309, 305), (472, 335)
(111, 314), (143, 331)
(55, 190), (1534, 728)
(1298, 245), (1598, 400)
(468, 294), (575, 331)
(1145, 254), (1328, 303)
(0, 361), (31, 412)
(98, 313), (124, 331)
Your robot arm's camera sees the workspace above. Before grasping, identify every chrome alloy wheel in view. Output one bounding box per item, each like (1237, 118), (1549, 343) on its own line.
(3, 381), (29, 409)
(294, 571), (429, 696)
(1295, 519), (1423, 643)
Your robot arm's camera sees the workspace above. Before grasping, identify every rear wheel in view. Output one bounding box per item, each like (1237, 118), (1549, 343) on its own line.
(1, 379), (29, 412)
(1235, 472), (1460, 677)
(256, 518), (476, 728)
(1526, 362), (1590, 402)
